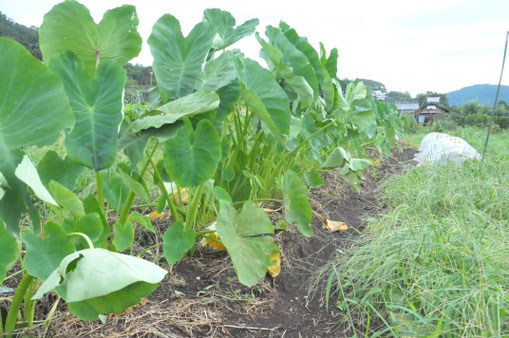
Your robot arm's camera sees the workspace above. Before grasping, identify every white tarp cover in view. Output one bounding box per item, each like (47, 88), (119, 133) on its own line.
(414, 132), (481, 166)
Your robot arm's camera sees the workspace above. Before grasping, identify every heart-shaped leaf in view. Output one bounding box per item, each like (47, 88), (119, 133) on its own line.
(203, 9), (258, 50)
(112, 221), (134, 252)
(37, 151), (84, 190)
(148, 14), (215, 101)
(0, 38), (73, 234)
(0, 221), (18, 283)
(304, 169), (324, 189)
(281, 170), (313, 237)
(216, 193), (275, 287)
(162, 222), (196, 264)
(163, 119), (221, 187)
(130, 91), (219, 133)
(22, 222), (76, 281)
(49, 52), (126, 171)
(39, 1), (141, 76)
(32, 248), (167, 321)
(235, 57), (291, 137)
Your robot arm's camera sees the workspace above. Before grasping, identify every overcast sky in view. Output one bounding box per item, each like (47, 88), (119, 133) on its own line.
(2, 0), (508, 96)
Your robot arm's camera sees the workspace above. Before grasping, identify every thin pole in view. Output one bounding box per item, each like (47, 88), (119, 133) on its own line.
(482, 31), (509, 161)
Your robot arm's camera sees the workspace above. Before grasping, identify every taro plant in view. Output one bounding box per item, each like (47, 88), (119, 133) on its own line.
(0, 1), (168, 334)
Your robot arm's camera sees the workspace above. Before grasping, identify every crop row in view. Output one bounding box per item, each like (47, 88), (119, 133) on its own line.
(0, 0), (403, 333)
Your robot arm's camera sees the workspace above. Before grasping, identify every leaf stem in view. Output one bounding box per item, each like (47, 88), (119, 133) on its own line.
(68, 232), (94, 249)
(4, 274), (34, 334)
(95, 171), (104, 211)
(146, 150), (180, 222)
(119, 141), (159, 225)
(184, 184), (205, 231)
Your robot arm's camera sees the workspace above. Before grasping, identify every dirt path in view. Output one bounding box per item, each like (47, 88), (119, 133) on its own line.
(34, 147), (416, 337)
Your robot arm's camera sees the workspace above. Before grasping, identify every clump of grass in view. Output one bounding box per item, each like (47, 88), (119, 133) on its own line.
(326, 130), (509, 336)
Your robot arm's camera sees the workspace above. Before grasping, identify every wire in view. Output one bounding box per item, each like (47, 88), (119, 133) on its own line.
(481, 31), (509, 161)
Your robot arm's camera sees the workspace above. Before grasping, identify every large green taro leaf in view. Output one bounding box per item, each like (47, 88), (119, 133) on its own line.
(256, 34), (314, 107)
(0, 220), (18, 283)
(281, 170), (313, 237)
(203, 9), (259, 50)
(265, 26), (319, 98)
(22, 222), (76, 281)
(49, 52), (126, 171)
(39, 1), (141, 77)
(215, 190), (274, 287)
(130, 91), (219, 133)
(163, 119), (221, 187)
(280, 23), (335, 110)
(0, 38), (73, 234)
(148, 14), (215, 102)
(235, 57), (291, 137)
(197, 51), (237, 91)
(32, 248), (167, 321)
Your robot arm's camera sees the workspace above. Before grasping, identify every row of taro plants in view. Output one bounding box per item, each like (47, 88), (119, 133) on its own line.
(0, 0), (403, 333)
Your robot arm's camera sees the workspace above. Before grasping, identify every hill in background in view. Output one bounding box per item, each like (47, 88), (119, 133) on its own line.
(446, 84), (509, 106)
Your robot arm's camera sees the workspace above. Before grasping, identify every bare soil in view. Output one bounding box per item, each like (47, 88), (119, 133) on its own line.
(1, 147), (416, 338)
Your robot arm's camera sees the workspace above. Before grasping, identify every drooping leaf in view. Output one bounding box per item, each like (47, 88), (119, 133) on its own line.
(0, 220), (18, 283)
(15, 156), (58, 206)
(118, 123), (149, 173)
(39, 1), (141, 76)
(281, 170), (313, 237)
(37, 151), (84, 190)
(304, 169), (324, 189)
(0, 38), (73, 234)
(49, 180), (85, 218)
(203, 9), (258, 50)
(214, 80), (241, 126)
(163, 119), (221, 187)
(130, 91), (219, 133)
(216, 198), (275, 287)
(162, 222), (196, 264)
(32, 248), (167, 321)
(148, 14), (215, 101)
(112, 221), (134, 252)
(348, 158), (372, 172)
(22, 222), (75, 281)
(323, 147), (349, 169)
(67, 281), (158, 321)
(49, 52), (126, 170)
(235, 57), (291, 137)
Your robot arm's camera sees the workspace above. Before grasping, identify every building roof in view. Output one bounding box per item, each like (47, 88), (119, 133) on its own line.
(396, 102), (419, 110)
(415, 103), (450, 115)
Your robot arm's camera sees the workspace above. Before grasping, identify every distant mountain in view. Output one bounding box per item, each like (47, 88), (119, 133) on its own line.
(446, 84), (509, 106)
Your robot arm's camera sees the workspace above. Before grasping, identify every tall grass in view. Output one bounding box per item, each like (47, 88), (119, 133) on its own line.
(326, 129), (509, 336)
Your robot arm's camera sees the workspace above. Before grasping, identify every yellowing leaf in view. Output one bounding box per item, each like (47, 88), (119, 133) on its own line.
(149, 210), (165, 219)
(267, 252), (281, 277)
(323, 217), (348, 232)
(174, 188), (188, 204)
(205, 232), (226, 251)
